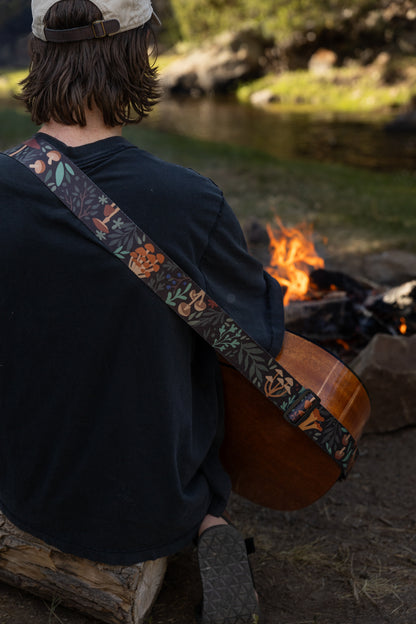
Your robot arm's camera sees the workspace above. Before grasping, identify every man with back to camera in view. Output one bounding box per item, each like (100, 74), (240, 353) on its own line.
(0, 1), (285, 621)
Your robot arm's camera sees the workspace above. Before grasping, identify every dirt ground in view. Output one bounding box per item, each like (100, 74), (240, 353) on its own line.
(0, 425), (415, 624)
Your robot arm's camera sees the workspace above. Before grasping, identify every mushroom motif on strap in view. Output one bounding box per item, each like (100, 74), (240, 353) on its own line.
(29, 160), (46, 174)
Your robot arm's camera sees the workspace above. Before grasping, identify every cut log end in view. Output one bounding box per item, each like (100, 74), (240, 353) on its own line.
(0, 512), (167, 624)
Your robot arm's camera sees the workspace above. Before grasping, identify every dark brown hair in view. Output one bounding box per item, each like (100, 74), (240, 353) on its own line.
(19, 0), (160, 127)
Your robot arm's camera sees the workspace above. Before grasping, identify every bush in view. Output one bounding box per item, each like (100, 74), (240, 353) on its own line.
(169, 0), (378, 42)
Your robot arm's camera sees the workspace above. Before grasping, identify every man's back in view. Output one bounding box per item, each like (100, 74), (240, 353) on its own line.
(0, 133), (283, 564)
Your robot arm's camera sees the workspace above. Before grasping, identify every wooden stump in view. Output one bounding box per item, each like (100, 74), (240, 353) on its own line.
(0, 512), (167, 624)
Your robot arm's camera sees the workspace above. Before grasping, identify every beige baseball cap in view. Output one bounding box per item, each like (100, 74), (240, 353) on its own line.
(32, 0), (160, 42)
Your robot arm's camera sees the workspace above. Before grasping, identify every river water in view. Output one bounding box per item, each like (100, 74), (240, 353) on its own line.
(144, 96), (416, 172)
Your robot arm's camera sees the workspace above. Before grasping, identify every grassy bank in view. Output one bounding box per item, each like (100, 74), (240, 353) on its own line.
(1, 106), (415, 260)
(0, 69), (27, 99)
(237, 58), (416, 114)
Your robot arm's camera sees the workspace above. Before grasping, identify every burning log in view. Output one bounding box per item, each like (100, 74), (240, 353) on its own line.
(309, 268), (370, 303)
(365, 280), (416, 336)
(284, 274), (415, 360)
(244, 217), (415, 361)
(284, 293), (356, 342)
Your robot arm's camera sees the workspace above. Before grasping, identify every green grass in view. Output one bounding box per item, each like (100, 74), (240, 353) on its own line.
(0, 68), (27, 98)
(0, 107), (37, 150)
(124, 125), (416, 257)
(237, 63), (416, 114)
(1, 105), (414, 259)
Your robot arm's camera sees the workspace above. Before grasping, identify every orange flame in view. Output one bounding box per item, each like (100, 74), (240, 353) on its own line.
(265, 218), (324, 305)
(399, 317), (407, 335)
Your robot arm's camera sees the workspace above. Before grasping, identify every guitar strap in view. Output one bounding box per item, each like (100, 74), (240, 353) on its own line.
(6, 136), (358, 479)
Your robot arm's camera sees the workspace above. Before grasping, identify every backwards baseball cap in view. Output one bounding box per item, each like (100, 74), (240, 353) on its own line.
(32, 0), (160, 42)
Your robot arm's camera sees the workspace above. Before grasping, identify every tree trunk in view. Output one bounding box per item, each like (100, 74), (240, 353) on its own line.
(0, 512), (167, 624)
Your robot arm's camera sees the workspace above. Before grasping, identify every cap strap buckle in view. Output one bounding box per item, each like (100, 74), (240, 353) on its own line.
(92, 20), (107, 38)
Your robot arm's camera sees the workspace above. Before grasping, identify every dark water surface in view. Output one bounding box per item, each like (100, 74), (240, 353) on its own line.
(1, 96), (415, 172)
(144, 96), (416, 172)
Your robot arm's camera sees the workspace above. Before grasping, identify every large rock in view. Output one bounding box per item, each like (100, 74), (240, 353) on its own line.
(351, 333), (416, 433)
(308, 48), (338, 75)
(249, 88), (280, 107)
(161, 29), (271, 95)
(362, 250), (416, 285)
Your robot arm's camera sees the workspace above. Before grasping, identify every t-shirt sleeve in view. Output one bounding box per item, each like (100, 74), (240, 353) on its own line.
(199, 194), (285, 357)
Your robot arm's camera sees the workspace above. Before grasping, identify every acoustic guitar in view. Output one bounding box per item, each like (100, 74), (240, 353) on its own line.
(219, 331), (371, 511)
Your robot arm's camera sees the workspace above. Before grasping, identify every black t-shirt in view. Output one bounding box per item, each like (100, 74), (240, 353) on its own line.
(0, 133), (284, 564)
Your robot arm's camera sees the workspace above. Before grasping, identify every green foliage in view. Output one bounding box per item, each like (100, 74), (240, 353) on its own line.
(170, 0), (378, 42)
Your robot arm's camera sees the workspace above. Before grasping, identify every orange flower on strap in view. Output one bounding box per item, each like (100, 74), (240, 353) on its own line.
(129, 243), (165, 279)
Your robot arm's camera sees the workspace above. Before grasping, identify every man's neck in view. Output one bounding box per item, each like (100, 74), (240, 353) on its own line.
(40, 108), (122, 147)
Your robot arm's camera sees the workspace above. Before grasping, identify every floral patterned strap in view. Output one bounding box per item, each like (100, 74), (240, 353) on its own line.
(6, 137), (358, 479)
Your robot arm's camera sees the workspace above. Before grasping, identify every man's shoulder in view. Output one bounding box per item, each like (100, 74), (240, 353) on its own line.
(0, 149), (33, 187)
(0, 150), (21, 169)
(122, 143), (223, 202)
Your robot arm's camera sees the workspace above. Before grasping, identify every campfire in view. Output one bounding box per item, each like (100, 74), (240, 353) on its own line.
(247, 217), (415, 363)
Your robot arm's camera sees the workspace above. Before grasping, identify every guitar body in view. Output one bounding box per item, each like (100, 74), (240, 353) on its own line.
(219, 331), (371, 510)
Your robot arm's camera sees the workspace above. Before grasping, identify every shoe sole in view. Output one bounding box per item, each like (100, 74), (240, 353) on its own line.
(197, 524), (260, 624)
